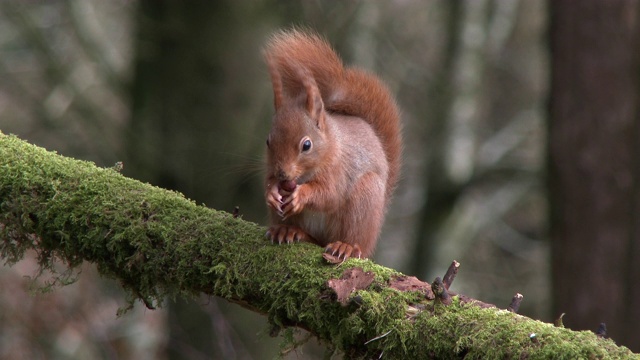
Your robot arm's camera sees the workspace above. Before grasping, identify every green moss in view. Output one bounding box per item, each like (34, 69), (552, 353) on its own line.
(1, 132), (638, 359)
(406, 300), (636, 359)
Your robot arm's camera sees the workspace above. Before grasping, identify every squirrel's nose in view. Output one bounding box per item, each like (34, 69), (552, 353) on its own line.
(276, 169), (287, 180)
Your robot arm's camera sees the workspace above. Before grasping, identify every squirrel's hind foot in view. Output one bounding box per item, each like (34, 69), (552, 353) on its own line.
(266, 225), (311, 245)
(324, 241), (362, 260)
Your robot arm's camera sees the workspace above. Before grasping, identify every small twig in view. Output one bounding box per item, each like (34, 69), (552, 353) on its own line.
(442, 260), (460, 290)
(555, 313), (565, 328)
(364, 329), (393, 345)
(595, 323), (607, 338)
(507, 293), (523, 313)
(111, 161), (124, 173)
(432, 277), (452, 305)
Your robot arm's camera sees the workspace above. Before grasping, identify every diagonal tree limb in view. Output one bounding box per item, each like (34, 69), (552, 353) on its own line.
(0, 132), (637, 359)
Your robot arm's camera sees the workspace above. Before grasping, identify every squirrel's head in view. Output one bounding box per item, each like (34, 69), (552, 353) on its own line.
(266, 103), (331, 184)
(266, 63), (333, 184)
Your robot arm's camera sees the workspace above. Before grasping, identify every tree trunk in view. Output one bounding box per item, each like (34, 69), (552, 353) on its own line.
(127, 0), (271, 221)
(1, 133), (637, 359)
(127, 2), (288, 356)
(548, 0), (640, 352)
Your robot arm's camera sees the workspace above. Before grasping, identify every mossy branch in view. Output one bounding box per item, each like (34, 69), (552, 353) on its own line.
(0, 132), (637, 359)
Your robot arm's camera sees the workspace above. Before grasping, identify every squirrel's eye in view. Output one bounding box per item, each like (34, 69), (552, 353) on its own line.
(301, 138), (312, 152)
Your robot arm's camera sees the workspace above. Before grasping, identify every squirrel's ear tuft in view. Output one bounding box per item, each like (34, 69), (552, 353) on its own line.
(265, 54), (284, 110)
(296, 65), (325, 129)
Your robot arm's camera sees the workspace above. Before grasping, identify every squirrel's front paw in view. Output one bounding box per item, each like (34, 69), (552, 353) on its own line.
(281, 185), (306, 219)
(325, 241), (362, 260)
(266, 183), (284, 213)
(266, 225), (310, 244)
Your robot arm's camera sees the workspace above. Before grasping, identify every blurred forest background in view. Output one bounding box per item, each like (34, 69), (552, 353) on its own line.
(0, 0), (638, 358)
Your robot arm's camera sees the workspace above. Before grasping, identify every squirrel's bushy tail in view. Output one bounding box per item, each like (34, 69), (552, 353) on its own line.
(263, 29), (402, 198)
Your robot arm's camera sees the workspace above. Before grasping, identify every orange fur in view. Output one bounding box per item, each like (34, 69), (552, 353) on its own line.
(263, 29), (401, 259)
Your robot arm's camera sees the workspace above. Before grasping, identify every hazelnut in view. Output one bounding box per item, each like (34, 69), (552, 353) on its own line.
(279, 180), (297, 192)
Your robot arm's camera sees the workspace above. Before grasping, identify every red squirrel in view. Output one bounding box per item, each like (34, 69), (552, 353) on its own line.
(263, 29), (401, 260)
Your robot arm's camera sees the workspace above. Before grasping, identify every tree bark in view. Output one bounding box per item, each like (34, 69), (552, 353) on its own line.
(548, 1), (640, 352)
(1, 133), (637, 359)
